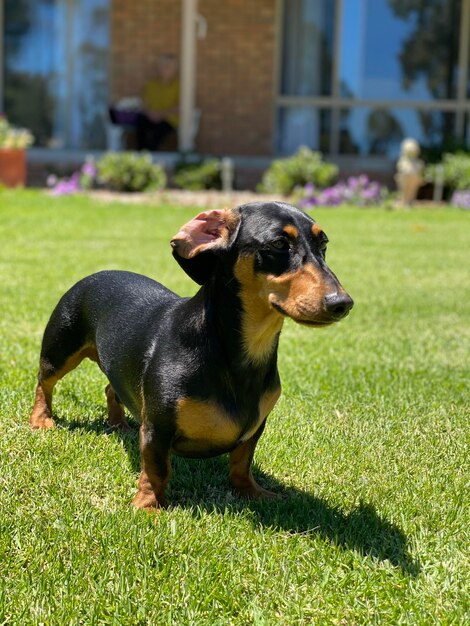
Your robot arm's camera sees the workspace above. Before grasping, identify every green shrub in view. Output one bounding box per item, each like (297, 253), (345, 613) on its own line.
(172, 156), (221, 190)
(96, 152), (166, 192)
(425, 152), (470, 191)
(259, 146), (338, 196)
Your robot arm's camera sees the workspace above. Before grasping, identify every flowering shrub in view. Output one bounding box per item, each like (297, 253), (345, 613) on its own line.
(0, 115), (34, 149)
(47, 152), (166, 195)
(298, 175), (385, 208)
(450, 189), (470, 210)
(47, 159), (97, 196)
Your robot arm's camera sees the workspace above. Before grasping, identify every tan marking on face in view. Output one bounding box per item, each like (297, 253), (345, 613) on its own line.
(264, 263), (329, 323)
(175, 398), (240, 447)
(240, 387), (281, 442)
(311, 223), (323, 237)
(234, 256), (284, 364)
(283, 224), (299, 239)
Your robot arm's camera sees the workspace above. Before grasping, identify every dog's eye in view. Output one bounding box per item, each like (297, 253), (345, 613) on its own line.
(269, 239), (289, 251)
(318, 235), (328, 255)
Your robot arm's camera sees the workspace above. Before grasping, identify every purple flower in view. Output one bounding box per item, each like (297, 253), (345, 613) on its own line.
(299, 174), (386, 208)
(51, 171), (81, 196)
(318, 187), (343, 206)
(361, 189), (375, 200)
(451, 190), (470, 209)
(347, 176), (359, 190)
(81, 161), (97, 177)
(299, 195), (318, 208)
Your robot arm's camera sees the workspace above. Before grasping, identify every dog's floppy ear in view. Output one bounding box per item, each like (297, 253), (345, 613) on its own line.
(170, 209), (240, 284)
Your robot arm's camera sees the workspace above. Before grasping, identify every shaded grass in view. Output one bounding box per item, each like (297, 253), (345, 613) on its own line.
(0, 190), (469, 624)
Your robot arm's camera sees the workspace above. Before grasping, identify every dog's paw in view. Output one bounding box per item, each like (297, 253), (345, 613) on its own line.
(30, 413), (55, 430)
(132, 490), (168, 511)
(231, 475), (278, 500)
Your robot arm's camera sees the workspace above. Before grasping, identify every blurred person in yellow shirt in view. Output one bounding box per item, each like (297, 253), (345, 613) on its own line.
(136, 54), (179, 150)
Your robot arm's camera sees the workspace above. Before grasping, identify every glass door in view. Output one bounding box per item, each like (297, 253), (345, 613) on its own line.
(3, 0), (109, 149)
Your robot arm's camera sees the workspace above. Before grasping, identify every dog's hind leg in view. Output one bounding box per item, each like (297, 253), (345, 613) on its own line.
(29, 297), (97, 429)
(105, 384), (130, 431)
(133, 423), (172, 510)
(29, 372), (56, 430)
(30, 344), (98, 430)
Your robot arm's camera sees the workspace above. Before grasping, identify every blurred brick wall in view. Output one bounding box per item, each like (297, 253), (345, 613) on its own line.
(111, 0), (181, 100)
(196, 0), (276, 155)
(110, 0), (276, 156)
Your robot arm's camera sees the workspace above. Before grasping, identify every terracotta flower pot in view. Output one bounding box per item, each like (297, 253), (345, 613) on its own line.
(0, 148), (27, 187)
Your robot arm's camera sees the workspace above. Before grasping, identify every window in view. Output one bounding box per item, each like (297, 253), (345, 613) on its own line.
(339, 108), (459, 158)
(277, 107), (331, 155)
(339, 0), (461, 101)
(3, 0), (110, 149)
(277, 0), (470, 158)
(281, 0), (335, 97)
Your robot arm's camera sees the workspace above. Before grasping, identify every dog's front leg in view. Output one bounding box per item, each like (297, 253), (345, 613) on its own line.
(229, 421), (276, 499)
(133, 423), (171, 510)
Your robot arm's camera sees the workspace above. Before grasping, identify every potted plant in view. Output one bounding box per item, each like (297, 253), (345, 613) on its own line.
(0, 116), (34, 187)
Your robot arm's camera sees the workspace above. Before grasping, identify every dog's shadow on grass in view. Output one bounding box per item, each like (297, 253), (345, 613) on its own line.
(170, 456), (421, 577)
(57, 411), (420, 577)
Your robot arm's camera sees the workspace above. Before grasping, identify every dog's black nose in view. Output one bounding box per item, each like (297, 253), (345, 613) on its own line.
(324, 292), (354, 320)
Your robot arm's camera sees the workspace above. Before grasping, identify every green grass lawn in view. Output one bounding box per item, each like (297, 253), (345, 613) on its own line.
(0, 189), (469, 625)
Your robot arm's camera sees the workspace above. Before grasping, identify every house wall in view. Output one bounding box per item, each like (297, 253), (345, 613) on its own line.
(110, 0), (181, 102)
(196, 0), (276, 155)
(110, 0), (277, 156)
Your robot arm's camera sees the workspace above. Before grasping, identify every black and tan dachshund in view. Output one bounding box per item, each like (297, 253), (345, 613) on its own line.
(30, 201), (353, 509)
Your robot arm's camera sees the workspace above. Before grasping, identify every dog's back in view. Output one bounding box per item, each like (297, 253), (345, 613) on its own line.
(37, 270), (180, 419)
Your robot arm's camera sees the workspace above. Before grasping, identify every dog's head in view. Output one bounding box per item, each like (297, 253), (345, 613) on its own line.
(171, 201), (353, 329)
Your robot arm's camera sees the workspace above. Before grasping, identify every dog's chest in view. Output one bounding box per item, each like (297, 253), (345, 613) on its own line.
(173, 387), (280, 456)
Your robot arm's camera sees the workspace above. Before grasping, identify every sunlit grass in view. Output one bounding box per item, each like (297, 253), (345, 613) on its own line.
(0, 189), (469, 624)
